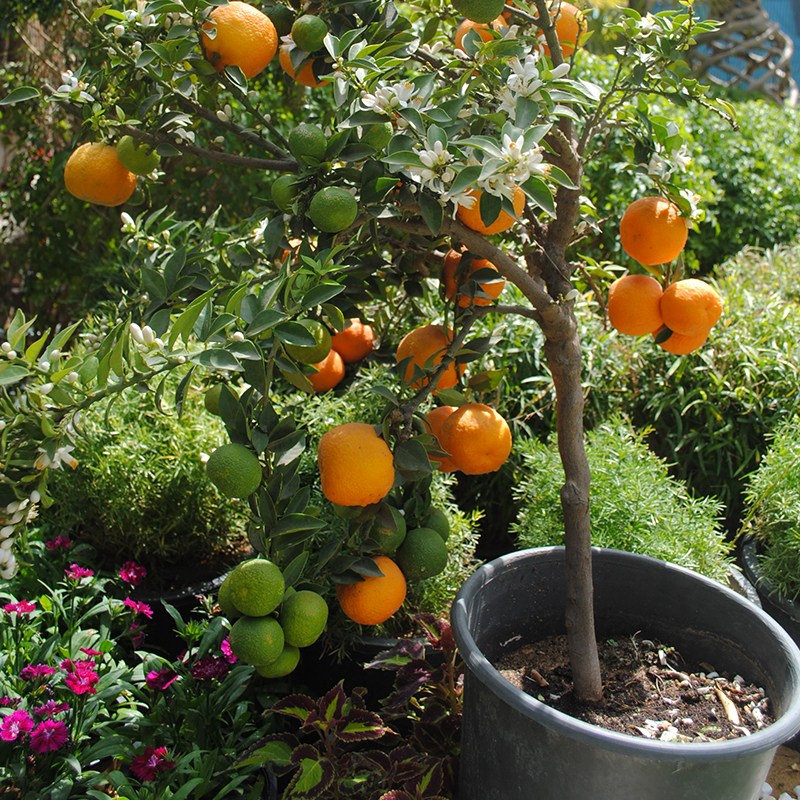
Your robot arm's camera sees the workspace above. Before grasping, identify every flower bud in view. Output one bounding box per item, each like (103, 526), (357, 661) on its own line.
(232, 331), (245, 342)
(40, 383), (54, 395)
(0, 342), (10, 353)
(68, 372), (79, 383)
(129, 323), (145, 344)
(114, 24), (125, 36)
(142, 325), (155, 346)
(30, 490), (40, 504)
(216, 110), (229, 123)
(0, 526), (14, 539)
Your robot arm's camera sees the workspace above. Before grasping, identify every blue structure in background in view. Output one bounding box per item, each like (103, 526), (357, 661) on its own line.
(756, 0), (799, 83)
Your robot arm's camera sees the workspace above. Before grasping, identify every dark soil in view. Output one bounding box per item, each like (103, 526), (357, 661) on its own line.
(494, 635), (774, 742)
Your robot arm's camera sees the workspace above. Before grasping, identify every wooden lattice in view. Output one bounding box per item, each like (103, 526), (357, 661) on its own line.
(688, 0), (798, 104)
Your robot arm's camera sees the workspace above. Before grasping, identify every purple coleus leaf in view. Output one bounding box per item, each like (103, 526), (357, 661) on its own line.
(285, 746), (335, 800)
(336, 707), (391, 742)
(378, 792), (414, 800)
(404, 761), (445, 799)
(364, 639), (425, 670)
(318, 681), (348, 722)
(413, 614), (456, 652)
(382, 661), (432, 710)
(272, 694), (317, 723)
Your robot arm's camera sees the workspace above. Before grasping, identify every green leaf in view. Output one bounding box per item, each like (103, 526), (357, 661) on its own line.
(522, 176), (556, 217)
(435, 388), (467, 406)
(193, 349), (244, 371)
(515, 96), (540, 129)
(246, 309), (287, 337)
(448, 164), (482, 196)
(0, 365), (29, 387)
(7, 309), (35, 350)
(468, 368), (507, 392)
(168, 288), (216, 347)
(0, 86), (40, 105)
(269, 513), (326, 538)
(236, 740), (294, 769)
(301, 283), (345, 309)
(393, 437), (432, 479)
(419, 192), (444, 235)
(547, 165), (578, 190)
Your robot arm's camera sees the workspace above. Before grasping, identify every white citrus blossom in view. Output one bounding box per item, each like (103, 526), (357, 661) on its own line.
(361, 80), (418, 115)
(406, 141), (455, 192)
(34, 445), (78, 471)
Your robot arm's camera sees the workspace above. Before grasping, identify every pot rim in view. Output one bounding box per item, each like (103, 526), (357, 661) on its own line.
(452, 546), (800, 760)
(741, 535), (800, 616)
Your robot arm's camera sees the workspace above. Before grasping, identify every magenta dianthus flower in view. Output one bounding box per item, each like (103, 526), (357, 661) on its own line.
(1, 709), (34, 741)
(130, 746), (176, 782)
(3, 600), (36, 615)
(33, 700), (70, 717)
(60, 659), (99, 696)
(220, 637), (237, 663)
(145, 668), (179, 691)
(45, 535), (71, 550)
(20, 663), (56, 682)
(79, 647), (103, 658)
(119, 561), (147, 586)
(65, 564), (93, 580)
(123, 598), (153, 619)
(29, 720), (69, 753)
(190, 656), (229, 682)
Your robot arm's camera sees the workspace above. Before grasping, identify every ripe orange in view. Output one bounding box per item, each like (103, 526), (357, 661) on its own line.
(424, 405), (460, 473)
(439, 402), (512, 475)
(336, 555), (407, 625)
(64, 143), (137, 207)
(606, 274), (664, 336)
(330, 318), (375, 363)
(396, 324), (462, 392)
(659, 278), (723, 337)
(441, 248), (505, 307)
(308, 348), (345, 392)
(541, 1), (585, 58)
(201, 1), (278, 79)
(619, 196), (688, 266)
(317, 422), (395, 507)
(279, 45), (329, 87)
(456, 187), (525, 235)
(654, 327), (709, 356)
(454, 16), (507, 50)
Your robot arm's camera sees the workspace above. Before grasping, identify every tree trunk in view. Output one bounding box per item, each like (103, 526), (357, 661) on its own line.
(544, 309), (603, 703)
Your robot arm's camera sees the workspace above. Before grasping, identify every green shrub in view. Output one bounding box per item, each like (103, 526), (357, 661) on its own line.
(742, 415), (800, 601)
(511, 419), (732, 581)
(39, 372), (248, 573)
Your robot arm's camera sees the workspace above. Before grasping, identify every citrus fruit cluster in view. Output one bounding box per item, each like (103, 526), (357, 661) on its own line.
(336, 505), (452, 625)
(441, 248), (506, 307)
(284, 317), (375, 393)
(609, 196), (723, 354)
(220, 558), (329, 677)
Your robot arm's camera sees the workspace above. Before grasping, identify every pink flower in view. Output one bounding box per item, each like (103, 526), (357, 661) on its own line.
(220, 638), (237, 663)
(60, 659), (98, 696)
(20, 664), (56, 682)
(0, 697), (20, 708)
(1, 709), (34, 741)
(79, 648), (103, 658)
(190, 656), (229, 682)
(123, 598), (153, 619)
(45, 535), (71, 550)
(145, 669), (179, 690)
(33, 700), (70, 717)
(29, 720), (69, 753)
(129, 622), (146, 648)
(130, 746), (176, 782)
(3, 601), (36, 615)
(119, 561), (147, 586)
(65, 564), (93, 580)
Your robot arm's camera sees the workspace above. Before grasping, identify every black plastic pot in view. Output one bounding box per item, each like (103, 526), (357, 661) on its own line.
(451, 547), (800, 800)
(741, 536), (800, 647)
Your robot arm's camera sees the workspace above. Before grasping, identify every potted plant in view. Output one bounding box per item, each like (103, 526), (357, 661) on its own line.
(740, 415), (800, 645)
(2, 0), (800, 795)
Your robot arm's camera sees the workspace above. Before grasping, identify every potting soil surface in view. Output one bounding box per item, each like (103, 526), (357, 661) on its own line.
(494, 634), (773, 741)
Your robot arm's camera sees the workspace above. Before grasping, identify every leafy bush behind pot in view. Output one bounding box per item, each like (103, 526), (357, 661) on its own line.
(742, 415), (800, 601)
(575, 52), (800, 272)
(39, 370), (248, 574)
(512, 418), (732, 581)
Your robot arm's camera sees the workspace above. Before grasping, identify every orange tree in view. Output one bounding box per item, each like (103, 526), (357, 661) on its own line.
(0, 0), (731, 701)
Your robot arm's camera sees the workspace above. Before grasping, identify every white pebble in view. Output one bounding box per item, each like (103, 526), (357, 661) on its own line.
(778, 793), (794, 800)
(761, 783), (773, 798)
(793, 787), (800, 798)
(707, 671), (719, 679)
(733, 674), (745, 684)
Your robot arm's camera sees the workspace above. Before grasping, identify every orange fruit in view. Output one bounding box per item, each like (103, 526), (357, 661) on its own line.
(606, 274), (664, 336)
(541, 2), (585, 58)
(308, 348), (345, 392)
(659, 278), (723, 337)
(619, 196), (688, 266)
(64, 143), (137, 207)
(279, 45), (329, 87)
(336, 555), (407, 625)
(201, 1), (278, 79)
(330, 318), (375, 363)
(441, 248), (505, 307)
(317, 422), (395, 507)
(457, 186), (525, 235)
(396, 324), (462, 392)
(654, 327), (709, 356)
(425, 405), (460, 473)
(454, 16), (507, 50)
(439, 402), (512, 475)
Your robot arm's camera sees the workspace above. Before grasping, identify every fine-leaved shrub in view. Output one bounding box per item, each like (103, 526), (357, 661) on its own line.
(512, 418), (732, 581)
(39, 372), (248, 573)
(742, 415), (800, 601)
